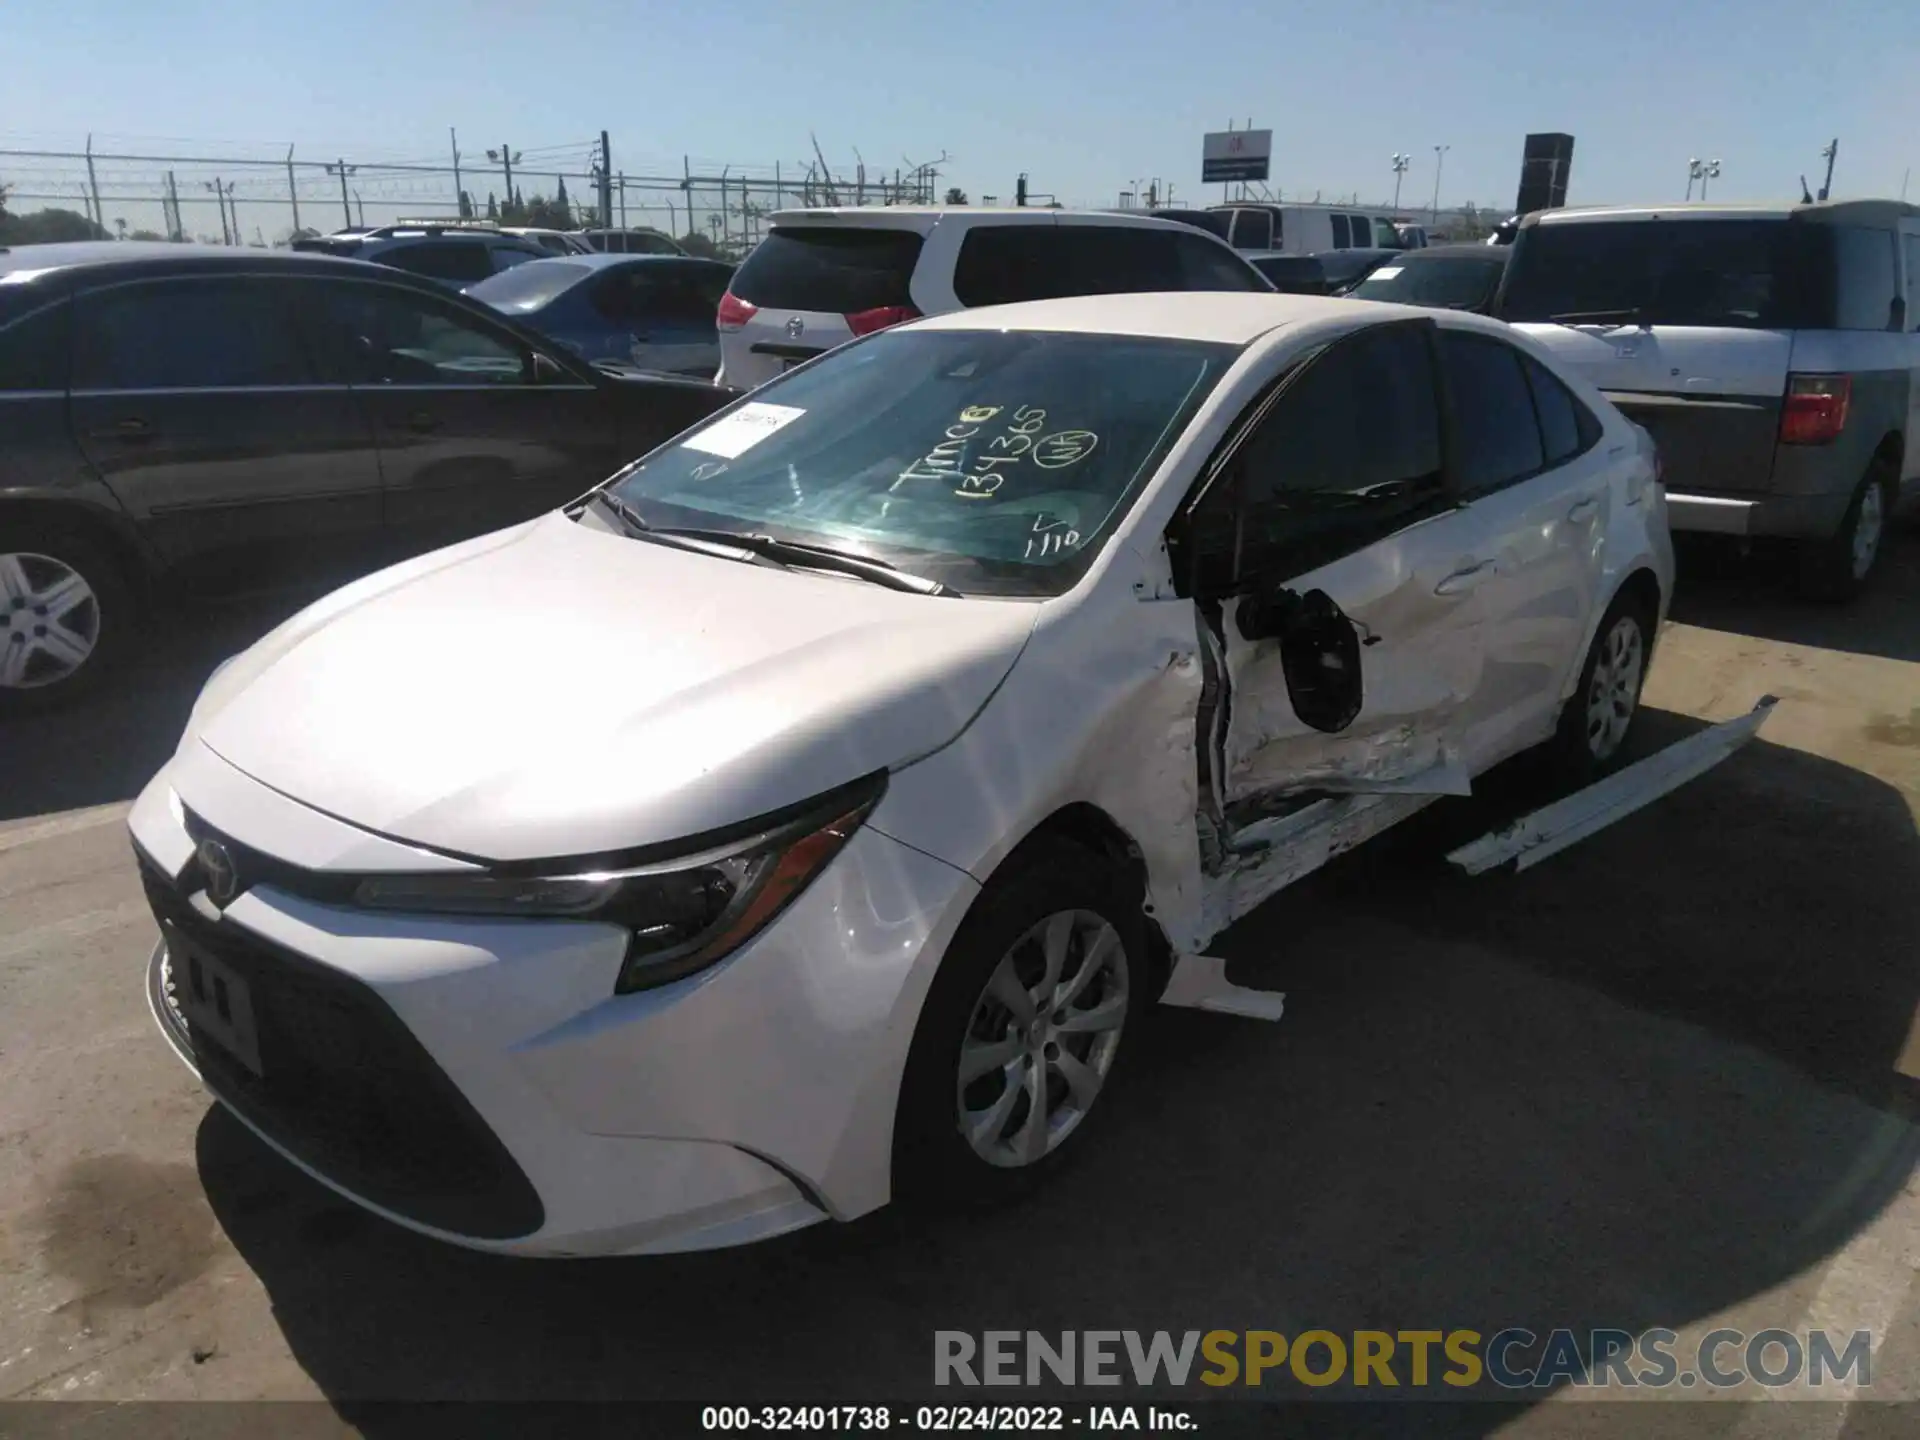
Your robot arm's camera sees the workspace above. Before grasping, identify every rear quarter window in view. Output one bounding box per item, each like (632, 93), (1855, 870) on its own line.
(729, 226), (923, 313)
(1832, 226), (1900, 331)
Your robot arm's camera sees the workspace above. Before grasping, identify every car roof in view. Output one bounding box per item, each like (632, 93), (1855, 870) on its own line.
(1528, 198), (1920, 228)
(767, 206), (1205, 234)
(494, 251), (721, 273)
(909, 290), (1471, 345)
(0, 241), (368, 281)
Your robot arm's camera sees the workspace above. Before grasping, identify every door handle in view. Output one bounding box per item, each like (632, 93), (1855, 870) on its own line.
(1434, 559), (1496, 596)
(1567, 497), (1600, 523)
(90, 417), (153, 442)
(404, 410), (443, 433)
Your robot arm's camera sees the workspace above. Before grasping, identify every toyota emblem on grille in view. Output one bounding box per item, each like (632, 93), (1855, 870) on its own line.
(785, 316), (805, 339)
(197, 838), (240, 906)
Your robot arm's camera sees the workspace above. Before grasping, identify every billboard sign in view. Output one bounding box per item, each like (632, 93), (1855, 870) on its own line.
(1203, 129), (1272, 184)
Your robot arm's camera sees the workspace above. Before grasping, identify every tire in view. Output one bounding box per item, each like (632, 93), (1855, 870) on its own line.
(0, 523), (137, 715)
(893, 839), (1146, 1210)
(1797, 462), (1893, 603)
(1543, 590), (1655, 785)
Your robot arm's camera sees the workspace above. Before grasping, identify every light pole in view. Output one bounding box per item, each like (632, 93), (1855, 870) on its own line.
(325, 161), (356, 229)
(1686, 157), (1722, 201)
(1430, 145), (1449, 224)
(1391, 153), (1410, 210)
(487, 146), (522, 211)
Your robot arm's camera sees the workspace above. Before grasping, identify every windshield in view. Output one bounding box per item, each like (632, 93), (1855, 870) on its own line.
(1352, 254), (1507, 310)
(465, 260), (592, 311)
(1498, 219), (1826, 328)
(606, 328), (1237, 597)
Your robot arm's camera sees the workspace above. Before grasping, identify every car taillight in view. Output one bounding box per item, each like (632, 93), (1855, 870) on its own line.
(845, 304), (919, 337)
(1779, 374), (1851, 446)
(716, 291), (757, 331)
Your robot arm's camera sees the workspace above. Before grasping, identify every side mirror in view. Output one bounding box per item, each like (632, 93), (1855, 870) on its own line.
(531, 351), (567, 384)
(1237, 586), (1366, 734)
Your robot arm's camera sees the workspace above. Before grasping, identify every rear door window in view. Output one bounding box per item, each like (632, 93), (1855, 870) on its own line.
(1832, 226), (1900, 331)
(1521, 353), (1597, 464)
(74, 279), (313, 390)
(1498, 218), (1825, 328)
(1234, 210), (1273, 249)
(729, 226), (923, 313)
(1438, 330), (1545, 496)
(0, 300), (70, 391)
(1330, 214), (1352, 249)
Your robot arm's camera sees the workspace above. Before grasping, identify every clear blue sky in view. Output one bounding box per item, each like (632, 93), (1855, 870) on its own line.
(5, 0), (1916, 230)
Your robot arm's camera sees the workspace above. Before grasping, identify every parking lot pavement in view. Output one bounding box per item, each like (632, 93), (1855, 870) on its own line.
(1, 539), (1917, 1432)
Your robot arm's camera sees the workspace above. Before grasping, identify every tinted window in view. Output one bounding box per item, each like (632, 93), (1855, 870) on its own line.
(1498, 219), (1825, 328)
(74, 280), (312, 390)
(1330, 214), (1352, 249)
(592, 230), (681, 255)
(488, 245), (544, 274)
(466, 260), (593, 312)
(730, 226), (922, 312)
(1196, 323), (1443, 583)
(609, 329), (1234, 598)
(1906, 236), (1920, 330)
(378, 242), (498, 284)
(1439, 331), (1545, 494)
(1833, 226), (1899, 331)
(955, 226), (1266, 307)
(0, 301), (69, 391)
(1351, 253), (1508, 310)
(596, 268), (721, 325)
(1523, 354), (1589, 464)
(1155, 209), (1234, 242)
(1251, 256), (1327, 293)
(316, 283), (532, 385)
(1233, 210), (1274, 249)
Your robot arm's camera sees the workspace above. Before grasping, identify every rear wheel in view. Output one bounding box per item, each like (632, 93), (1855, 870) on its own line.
(1543, 592), (1654, 784)
(0, 526), (136, 714)
(1798, 461), (1893, 602)
(893, 840), (1144, 1209)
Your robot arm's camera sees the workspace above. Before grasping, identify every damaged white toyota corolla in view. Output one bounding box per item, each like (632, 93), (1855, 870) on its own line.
(133, 292), (1680, 1256)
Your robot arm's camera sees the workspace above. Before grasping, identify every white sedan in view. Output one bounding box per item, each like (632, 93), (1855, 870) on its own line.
(132, 292), (1674, 1256)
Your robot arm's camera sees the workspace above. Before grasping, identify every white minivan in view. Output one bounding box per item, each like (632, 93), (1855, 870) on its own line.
(135, 293), (1673, 1257)
(1498, 200), (1920, 597)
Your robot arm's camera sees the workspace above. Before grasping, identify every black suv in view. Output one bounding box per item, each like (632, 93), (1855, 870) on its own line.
(0, 242), (739, 709)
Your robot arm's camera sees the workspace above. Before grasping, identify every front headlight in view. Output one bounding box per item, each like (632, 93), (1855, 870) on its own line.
(351, 772), (885, 993)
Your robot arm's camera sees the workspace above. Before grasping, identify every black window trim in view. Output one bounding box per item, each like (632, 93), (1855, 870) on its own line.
(1167, 315), (1457, 597)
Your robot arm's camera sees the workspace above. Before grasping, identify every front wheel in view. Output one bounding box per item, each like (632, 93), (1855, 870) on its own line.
(893, 841), (1144, 1209)
(0, 528), (135, 714)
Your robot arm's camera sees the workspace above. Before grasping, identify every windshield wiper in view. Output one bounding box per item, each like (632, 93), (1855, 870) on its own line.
(1548, 308), (1647, 326)
(588, 494), (784, 566)
(650, 527), (960, 597)
(590, 489), (650, 534)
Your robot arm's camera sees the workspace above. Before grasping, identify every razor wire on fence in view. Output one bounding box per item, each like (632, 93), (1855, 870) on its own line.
(0, 136), (948, 255)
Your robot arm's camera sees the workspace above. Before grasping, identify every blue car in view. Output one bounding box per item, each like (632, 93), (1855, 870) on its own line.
(463, 253), (734, 376)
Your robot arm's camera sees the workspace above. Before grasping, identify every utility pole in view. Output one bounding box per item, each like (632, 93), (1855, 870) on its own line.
(205, 180), (231, 245)
(1430, 145), (1449, 224)
(1819, 138), (1838, 201)
(450, 128), (464, 211)
(598, 131), (613, 228)
(285, 145), (301, 235)
(1391, 152), (1410, 209)
(619, 172), (628, 229)
(85, 134), (103, 232)
(165, 171), (182, 242)
(487, 145), (521, 209)
(325, 160), (356, 228)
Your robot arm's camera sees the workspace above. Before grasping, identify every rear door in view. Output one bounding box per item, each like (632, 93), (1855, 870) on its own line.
(1434, 328), (1611, 765)
(1499, 217), (1805, 495)
(1173, 318), (1495, 818)
(68, 274), (385, 591)
(719, 222), (928, 388)
(299, 275), (623, 555)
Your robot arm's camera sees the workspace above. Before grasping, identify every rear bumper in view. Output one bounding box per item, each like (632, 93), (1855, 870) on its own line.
(1666, 487), (1854, 540)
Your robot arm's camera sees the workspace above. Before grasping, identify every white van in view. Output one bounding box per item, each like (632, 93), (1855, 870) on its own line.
(1497, 201), (1920, 598)
(1205, 203), (1404, 255)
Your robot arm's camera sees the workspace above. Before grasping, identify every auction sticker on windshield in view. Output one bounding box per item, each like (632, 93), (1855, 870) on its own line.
(684, 402), (807, 459)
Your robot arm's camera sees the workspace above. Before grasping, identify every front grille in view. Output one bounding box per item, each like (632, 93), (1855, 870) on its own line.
(138, 853), (545, 1241)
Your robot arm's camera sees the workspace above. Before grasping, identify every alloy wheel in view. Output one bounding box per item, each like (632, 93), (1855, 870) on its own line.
(0, 553), (101, 690)
(1584, 615), (1645, 762)
(1852, 481), (1885, 582)
(956, 909), (1130, 1169)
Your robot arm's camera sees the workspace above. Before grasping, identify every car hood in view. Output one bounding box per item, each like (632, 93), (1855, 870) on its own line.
(191, 512), (1037, 862)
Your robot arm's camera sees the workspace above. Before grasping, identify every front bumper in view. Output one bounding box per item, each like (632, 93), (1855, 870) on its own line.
(132, 747), (979, 1256)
